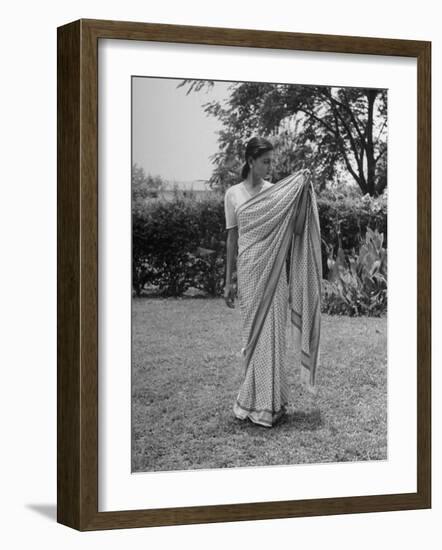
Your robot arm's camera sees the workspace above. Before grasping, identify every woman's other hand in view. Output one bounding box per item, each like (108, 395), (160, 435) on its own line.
(223, 283), (235, 308)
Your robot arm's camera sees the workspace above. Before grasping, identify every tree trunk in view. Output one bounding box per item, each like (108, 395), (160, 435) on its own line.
(365, 90), (378, 196)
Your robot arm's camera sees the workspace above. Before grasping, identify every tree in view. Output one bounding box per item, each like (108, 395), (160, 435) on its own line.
(177, 80), (387, 196)
(132, 163), (165, 202)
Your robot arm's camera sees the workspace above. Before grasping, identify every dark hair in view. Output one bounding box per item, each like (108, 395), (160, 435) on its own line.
(241, 137), (274, 179)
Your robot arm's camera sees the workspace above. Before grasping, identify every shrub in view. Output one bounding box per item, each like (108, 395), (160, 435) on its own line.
(132, 194), (225, 296)
(321, 227), (387, 316)
(132, 186), (387, 300)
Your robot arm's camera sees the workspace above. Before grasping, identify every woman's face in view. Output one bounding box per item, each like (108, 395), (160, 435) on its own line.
(250, 150), (273, 180)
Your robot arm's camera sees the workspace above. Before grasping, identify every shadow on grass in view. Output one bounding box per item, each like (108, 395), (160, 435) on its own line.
(229, 408), (323, 432)
(281, 408), (323, 430)
(274, 408), (324, 432)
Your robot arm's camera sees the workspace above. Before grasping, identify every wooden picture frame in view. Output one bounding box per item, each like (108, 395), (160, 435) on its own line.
(57, 18), (431, 530)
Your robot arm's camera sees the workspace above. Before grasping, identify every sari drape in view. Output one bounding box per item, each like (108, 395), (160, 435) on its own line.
(233, 169), (322, 427)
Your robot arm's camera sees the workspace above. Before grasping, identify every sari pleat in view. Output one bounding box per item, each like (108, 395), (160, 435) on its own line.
(232, 170), (322, 427)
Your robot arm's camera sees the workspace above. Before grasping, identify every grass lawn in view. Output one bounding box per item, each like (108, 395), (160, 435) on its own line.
(132, 297), (387, 472)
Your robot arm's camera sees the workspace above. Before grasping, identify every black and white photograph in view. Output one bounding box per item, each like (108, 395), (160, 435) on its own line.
(131, 76), (388, 473)
(3, 0), (435, 542)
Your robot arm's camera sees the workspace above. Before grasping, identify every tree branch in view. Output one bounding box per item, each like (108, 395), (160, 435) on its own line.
(374, 147), (387, 164)
(327, 93), (366, 184)
(298, 101), (365, 191)
(297, 108), (338, 136)
(375, 118), (388, 143)
(342, 89), (366, 142)
(331, 107), (364, 188)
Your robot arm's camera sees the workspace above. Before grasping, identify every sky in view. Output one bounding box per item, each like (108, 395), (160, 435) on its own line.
(132, 77), (231, 182)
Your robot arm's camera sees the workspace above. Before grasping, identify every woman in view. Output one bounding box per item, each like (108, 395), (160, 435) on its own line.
(224, 137), (322, 428)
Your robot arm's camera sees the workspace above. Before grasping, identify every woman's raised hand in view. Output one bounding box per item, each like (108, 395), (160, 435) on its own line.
(223, 283), (235, 308)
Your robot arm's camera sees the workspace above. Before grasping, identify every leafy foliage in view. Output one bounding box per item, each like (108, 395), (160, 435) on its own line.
(132, 193), (225, 297)
(178, 80), (387, 196)
(322, 227), (387, 316)
(133, 189), (387, 304)
(132, 163), (165, 203)
(318, 188), (387, 278)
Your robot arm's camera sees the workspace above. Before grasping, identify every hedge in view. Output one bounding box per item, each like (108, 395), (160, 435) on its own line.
(132, 190), (387, 299)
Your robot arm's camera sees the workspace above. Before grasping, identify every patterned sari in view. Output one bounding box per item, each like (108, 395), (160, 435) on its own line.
(233, 170), (322, 427)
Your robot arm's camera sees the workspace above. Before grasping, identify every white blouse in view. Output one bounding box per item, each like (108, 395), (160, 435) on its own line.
(224, 180), (273, 229)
